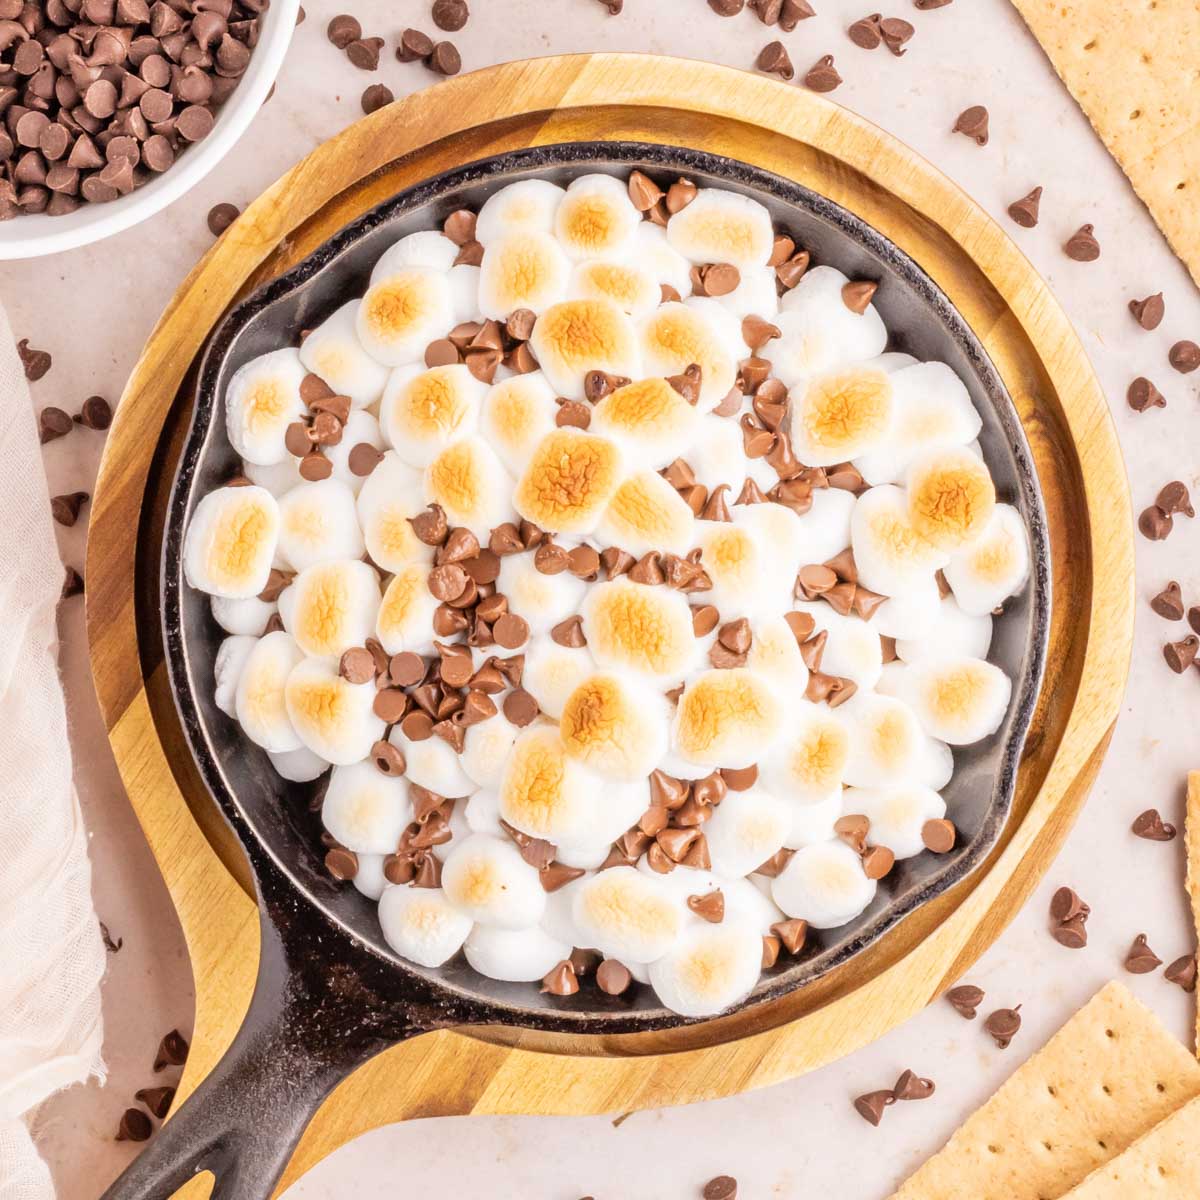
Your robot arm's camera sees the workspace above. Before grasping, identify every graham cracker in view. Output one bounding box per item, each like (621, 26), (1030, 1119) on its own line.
(1011, 0), (1200, 291)
(889, 982), (1200, 1200)
(1187, 771), (1200, 1056)
(1058, 1095), (1200, 1198)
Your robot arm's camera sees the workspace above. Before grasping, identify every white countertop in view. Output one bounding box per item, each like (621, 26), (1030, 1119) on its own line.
(16, 1), (1200, 1196)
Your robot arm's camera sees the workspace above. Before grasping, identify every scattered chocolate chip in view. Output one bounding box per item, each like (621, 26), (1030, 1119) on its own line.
(983, 1005), (1021, 1049)
(432, 0), (469, 31)
(502, 688), (538, 727)
(397, 27), (435, 61)
(51, 491), (89, 527)
(1064, 224), (1100, 262)
(593, 0), (622, 10)
(1007, 186), (1042, 228)
(348, 442), (385, 476)
(702, 1177), (738, 1200)
(756, 40), (794, 80)
(1165, 954), (1198, 993)
(770, 918), (807, 955)
(1049, 886), (1089, 923)
(411, 504), (449, 546)
(1158, 480), (1194, 516)
(372, 739), (406, 776)
(1125, 933), (1162, 974)
(914, 0), (952, 7)
(921, 818), (955, 853)
(1131, 808), (1177, 841)
(1150, 581), (1185, 620)
(99, 921), (122, 953)
(540, 959), (579, 996)
(1127, 377), (1165, 412)
(709, 0), (745, 14)
(892, 1069), (935, 1100)
(1129, 292), (1164, 330)
(428, 40), (461, 75)
(1138, 505), (1173, 541)
(946, 983), (984, 1019)
(116, 1108), (152, 1142)
(1169, 340), (1200, 374)
(842, 280), (878, 314)
(848, 13), (883, 49)
(38, 407), (73, 445)
(1052, 916), (1089, 950)
(325, 846), (358, 880)
(361, 83), (394, 114)
(804, 54), (842, 92)
(207, 202), (239, 236)
(61, 567), (85, 600)
(596, 958), (632, 995)
(1164, 636), (1198, 673)
(853, 1089), (894, 1126)
(880, 17), (914, 55)
(861, 844), (894, 880)
(135, 1086), (176, 1119)
(18, 339), (52, 381)
(953, 105), (989, 146)
(346, 36), (385, 71)
(338, 647), (375, 685)
(153, 1029), (189, 1072)
(327, 14), (362, 47)
(687, 889), (725, 923)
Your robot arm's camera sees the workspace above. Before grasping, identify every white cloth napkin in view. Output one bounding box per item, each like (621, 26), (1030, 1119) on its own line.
(0, 309), (106, 1198)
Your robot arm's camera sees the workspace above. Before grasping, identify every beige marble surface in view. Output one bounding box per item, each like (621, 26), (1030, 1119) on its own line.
(11, 1), (1200, 1197)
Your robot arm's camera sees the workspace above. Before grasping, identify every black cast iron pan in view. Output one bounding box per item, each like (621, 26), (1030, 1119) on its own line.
(103, 141), (1050, 1200)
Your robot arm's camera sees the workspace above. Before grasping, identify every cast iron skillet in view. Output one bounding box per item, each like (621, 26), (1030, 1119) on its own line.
(104, 142), (1050, 1200)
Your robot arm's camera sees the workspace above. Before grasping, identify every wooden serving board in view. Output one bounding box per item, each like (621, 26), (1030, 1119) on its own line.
(85, 54), (1133, 1198)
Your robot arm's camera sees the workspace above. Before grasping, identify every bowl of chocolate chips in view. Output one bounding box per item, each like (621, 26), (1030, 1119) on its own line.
(0, 0), (297, 258)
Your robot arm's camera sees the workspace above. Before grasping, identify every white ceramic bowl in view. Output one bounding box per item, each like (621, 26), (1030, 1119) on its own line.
(0, 0), (299, 261)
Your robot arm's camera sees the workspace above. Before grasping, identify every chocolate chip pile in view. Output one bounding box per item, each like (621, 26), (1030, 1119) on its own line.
(0, 0), (266, 220)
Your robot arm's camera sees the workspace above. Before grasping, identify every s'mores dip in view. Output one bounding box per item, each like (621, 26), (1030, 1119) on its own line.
(183, 168), (1031, 1018)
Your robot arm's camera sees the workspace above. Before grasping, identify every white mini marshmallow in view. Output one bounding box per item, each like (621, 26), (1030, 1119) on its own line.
(871, 574), (942, 641)
(596, 470), (696, 557)
(299, 301), (390, 409)
(760, 703), (849, 803)
(476, 178), (564, 244)
(793, 601), (883, 689)
(371, 229), (459, 280)
(581, 578), (700, 683)
(896, 596), (992, 663)
(242, 456), (301, 499)
(648, 917), (764, 1018)
(590, 376), (702, 473)
(464, 788), (503, 836)
(322, 761), (414, 854)
(479, 372), (559, 478)
(666, 187), (774, 268)
(275, 478), (364, 572)
(639, 300), (741, 411)
(771, 840), (877, 929)
(633, 221), (694, 299)
(441, 833), (546, 929)
(712, 265), (780, 322)
(380, 363), (485, 468)
(790, 487), (857, 566)
(392, 724), (476, 797)
(324, 409), (386, 497)
(224, 348), (308, 466)
(555, 173), (642, 261)
(745, 614), (809, 699)
(214, 635), (256, 717)
(478, 230), (571, 319)
(497, 551), (587, 638)
(732, 503), (808, 614)
(278, 559), (381, 661)
(212, 593), (276, 637)
(356, 267), (454, 367)
(571, 866), (684, 964)
(284, 656), (385, 765)
(353, 853), (388, 901)
(559, 670), (671, 781)
(377, 885), (472, 968)
(268, 745), (329, 783)
(355, 451), (432, 573)
(693, 519), (774, 622)
(850, 484), (948, 598)
(836, 692), (931, 788)
(234, 630), (304, 753)
(447, 264), (483, 324)
(879, 656), (1012, 746)
(844, 785), (946, 860)
(781, 790), (844, 850)
(461, 714), (520, 789)
(943, 503), (1030, 616)
(686, 413), (776, 497)
(906, 447), (996, 552)
(184, 485), (280, 599)
(376, 563), (441, 656)
(424, 436), (515, 542)
(530, 298), (642, 400)
(672, 668), (783, 770)
(703, 786), (791, 879)
(789, 367), (895, 467)
(569, 257), (661, 320)
(512, 427), (625, 535)
(521, 638), (598, 719)
(464, 924), (572, 982)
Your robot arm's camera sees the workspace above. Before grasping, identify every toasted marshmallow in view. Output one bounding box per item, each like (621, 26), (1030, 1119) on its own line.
(356, 267), (453, 367)
(284, 656), (384, 765)
(771, 840), (876, 929)
(479, 372), (559, 477)
(764, 266), (887, 387)
(278, 559), (382, 660)
(461, 713), (520, 789)
(214, 635), (256, 718)
(896, 596), (992, 663)
(324, 409), (385, 497)
(597, 470), (696, 557)
(794, 601), (883, 689)
(704, 786), (791, 878)
(376, 563), (441, 655)
(424, 436), (515, 542)
(639, 300), (740, 411)
(322, 761), (414, 854)
(850, 484), (947, 597)
(242, 456), (301, 499)
(464, 924), (573, 983)
(390, 725), (475, 798)
(687, 413), (775, 496)
(746, 614), (809, 697)
(560, 670), (671, 781)
(789, 368), (894, 467)
(378, 885), (472, 968)
(581, 578), (698, 681)
(275, 479), (364, 572)
(212, 593), (277, 637)
(845, 785), (946, 860)
(906, 447), (996, 552)
(836, 692), (930, 787)
(299, 301), (390, 409)
(353, 853), (388, 900)
(760, 704), (849, 803)
(476, 178), (565, 244)
(371, 229), (459, 280)
(521, 639), (598, 719)
(185, 485), (280, 599)
(477, 230), (571, 319)
(268, 745), (328, 783)
(649, 917), (763, 1017)
(571, 866), (683, 964)
(356, 451), (432, 573)
(781, 791), (844, 850)
(530, 298), (641, 400)
(224, 349), (308, 466)
(791, 487), (857, 566)
(380, 364), (486, 468)
(634, 222), (694, 298)
(854, 362), (981, 485)
(441, 833), (546, 929)
(497, 551), (587, 638)
(943, 503), (1029, 616)
(569, 257), (661, 320)
(871, 575), (942, 641)
(513, 428), (623, 535)
(666, 188), (774, 268)
(673, 668), (782, 770)
(591, 377), (702, 473)
(498, 725), (604, 847)
(732, 503), (808, 611)
(694, 520), (773, 621)
(880, 656), (1011, 746)
(234, 631), (303, 752)
(555, 173), (641, 261)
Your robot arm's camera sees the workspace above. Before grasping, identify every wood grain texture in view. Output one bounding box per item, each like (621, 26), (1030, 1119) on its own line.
(84, 55), (1134, 1197)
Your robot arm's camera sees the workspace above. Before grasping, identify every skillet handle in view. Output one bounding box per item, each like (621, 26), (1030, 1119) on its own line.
(99, 910), (410, 1200)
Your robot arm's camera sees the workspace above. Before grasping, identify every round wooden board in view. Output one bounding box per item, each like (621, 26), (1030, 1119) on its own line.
(86, 54), (1133, 1198)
